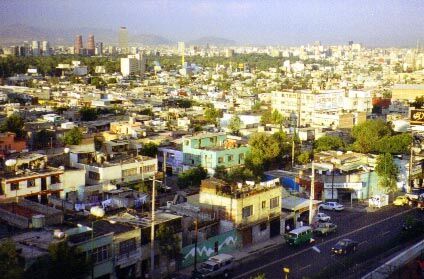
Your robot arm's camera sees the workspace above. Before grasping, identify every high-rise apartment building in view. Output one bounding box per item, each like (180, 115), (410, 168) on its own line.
(74, 35), (83, 55)
(119, 27), (128, 54)
(87, 34), (95, 56)
(120, 52), (146, 77)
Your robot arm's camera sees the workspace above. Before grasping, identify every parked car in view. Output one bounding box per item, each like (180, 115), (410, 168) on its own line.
(331, 239), (358, 255)
(194, 254), (234, 278)
(393, 195), (409, 206)
(405, 188), (424, 202)
(315, 212), (331, 222)
(284, 226), (313, 246)
(314, 222), (337, 236)
(319, 202), (344, 211)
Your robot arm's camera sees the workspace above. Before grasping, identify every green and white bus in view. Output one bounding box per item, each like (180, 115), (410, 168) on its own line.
(284, 226), (313, 246)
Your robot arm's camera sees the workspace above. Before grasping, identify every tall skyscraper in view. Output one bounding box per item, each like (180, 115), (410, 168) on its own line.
(87, 34), (95, 56)
(119, 27), (128, 54)
(95, 42), (103, 56)
(74, 35), (83, 55)
(31, 41), (40, 56)
(41, 41), (50, 56)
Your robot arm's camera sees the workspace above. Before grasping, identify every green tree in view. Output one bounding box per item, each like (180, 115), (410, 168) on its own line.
(271, 110), (284, 128)
(375, 133), (412, 154)
(246, 133), (281, 175)
(204, 107), (222, 125)
(411, 96), (424, 108)
(0, 113), (25, 138)
(375, 153), (399, 194)
(79, 107), (98, 121)
(33, 129), (56, 149)
(351, 120), (392, 153)
(314, 136), (345, 152)
(47, 241), (91, 279)
(260, 110), (273, 125)
(297, 151), (312, 165)
(177, 167), (207, 189)
(0, 239), (24, 279)
(156, 224), (181, 274)
(140, 142), (158, 157)
(251, 273), (266, 279)
(228, 114), (242, 135)
(63, 127), (83, 145)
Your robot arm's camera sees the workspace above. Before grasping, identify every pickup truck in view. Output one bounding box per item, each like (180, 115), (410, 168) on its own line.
(313, 222), (337, 236)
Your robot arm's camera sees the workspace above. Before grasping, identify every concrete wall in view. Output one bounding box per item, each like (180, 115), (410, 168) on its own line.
(181, 229), (240, 268)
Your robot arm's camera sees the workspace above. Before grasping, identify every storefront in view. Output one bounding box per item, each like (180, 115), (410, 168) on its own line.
(323, 182), (364, 201)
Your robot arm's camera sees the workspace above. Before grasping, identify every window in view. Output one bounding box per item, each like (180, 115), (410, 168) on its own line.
(27, 179), (35, 188)
(122, 168), (137, 177)
(10, 182), (19, 191)
(261, 201), (266, 209)
(119, 238), (136, 256)
(270, 197), (280, 209)
(90, 244), (110, 264)
(218, 157), (224, 163)
(51, 175), (61, 184)
(88, 171), (100, 180)
(239, 153), (244, 160)
(185, 140), (189, 146)
(142, 164), (156, 173)
(227, 155), (234, 161)
(242, 205), (253, 218)
(260, 222), (267, 231)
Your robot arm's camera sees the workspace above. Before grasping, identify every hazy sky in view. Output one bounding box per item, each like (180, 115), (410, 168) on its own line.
(1, 0), (423, 46)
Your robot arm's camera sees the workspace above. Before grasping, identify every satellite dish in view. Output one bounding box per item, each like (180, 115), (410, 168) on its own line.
(5, 159), (17, 167)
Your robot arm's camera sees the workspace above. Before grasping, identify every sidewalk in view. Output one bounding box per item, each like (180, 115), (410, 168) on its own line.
(179, 236), (286, 276)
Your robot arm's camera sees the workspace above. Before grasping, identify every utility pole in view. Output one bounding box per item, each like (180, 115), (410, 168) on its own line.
(193, 217), (199, 274)
(331, 163), (335, 200)
(408, 131), (414, 192)
(308, 160), (315, 225)
(150, 176), (160, 278)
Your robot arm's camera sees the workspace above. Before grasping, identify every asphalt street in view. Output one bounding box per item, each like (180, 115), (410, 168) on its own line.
(233, 206), (423, 279)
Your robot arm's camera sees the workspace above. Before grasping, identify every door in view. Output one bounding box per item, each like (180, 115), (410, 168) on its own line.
(41, 178), (47, 191)
(241, 227), (252, 246)
(270, 219), (281, 237)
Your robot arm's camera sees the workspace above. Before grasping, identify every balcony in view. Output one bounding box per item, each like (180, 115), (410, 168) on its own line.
(115, 248), (141, 267)
(49, 183), (63, 191)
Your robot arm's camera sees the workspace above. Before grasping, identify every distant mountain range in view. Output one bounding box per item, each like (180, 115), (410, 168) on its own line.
(0, 24), (237, 47)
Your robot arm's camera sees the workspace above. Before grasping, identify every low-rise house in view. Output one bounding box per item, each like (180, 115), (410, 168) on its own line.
(191, 177), (283, 246)
(0, 132), (27, 158)
(182, 132), (249, 174)
(70, 152), (157, 185)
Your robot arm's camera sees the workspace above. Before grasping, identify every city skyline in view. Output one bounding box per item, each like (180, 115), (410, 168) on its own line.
(1, 0), (423, 47)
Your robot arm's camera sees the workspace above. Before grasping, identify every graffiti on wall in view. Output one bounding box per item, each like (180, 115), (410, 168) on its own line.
(181, 229), (239, 268)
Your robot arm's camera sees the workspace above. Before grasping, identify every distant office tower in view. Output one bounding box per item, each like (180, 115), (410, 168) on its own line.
(95, 42), (103, 56)
(74, 35), (83, 54)
(119, 27), (128, 54)
(41, 41), (50, 56)
(87, 34), (95, 56)
(31, 41), (40, 56)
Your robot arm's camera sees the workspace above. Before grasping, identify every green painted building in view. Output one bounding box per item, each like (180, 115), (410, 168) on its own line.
(182, 133), (249, 174)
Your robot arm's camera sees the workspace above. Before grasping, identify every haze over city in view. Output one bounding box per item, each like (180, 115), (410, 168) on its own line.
(0, 1), (423, 279)
(1, 0), (424, 46)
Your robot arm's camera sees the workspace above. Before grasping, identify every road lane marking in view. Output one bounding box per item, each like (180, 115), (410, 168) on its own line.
(299, 264), (311, 271)
(381, 230), (391, 236)
(233, 208), (413, 279)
